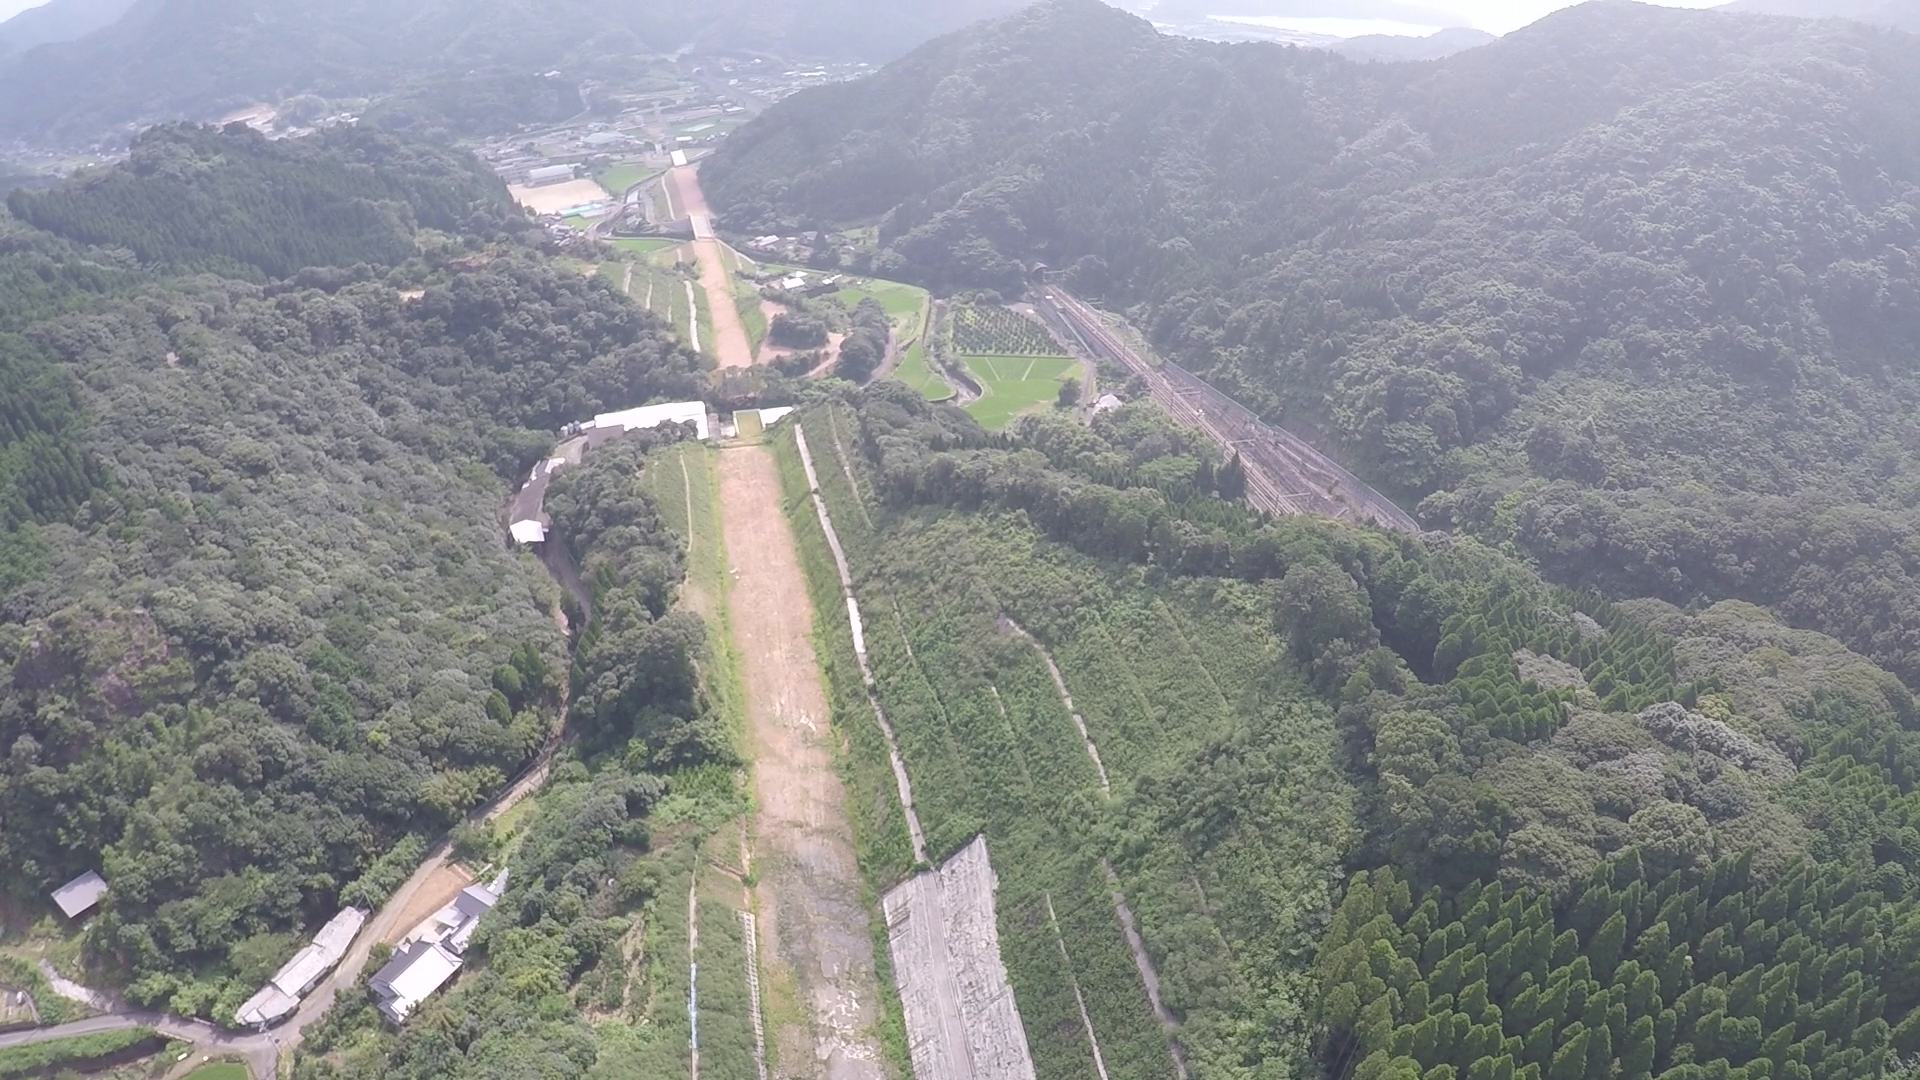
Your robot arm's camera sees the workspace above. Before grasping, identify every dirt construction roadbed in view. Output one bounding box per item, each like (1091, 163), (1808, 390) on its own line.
(718, 445), (889, 1080)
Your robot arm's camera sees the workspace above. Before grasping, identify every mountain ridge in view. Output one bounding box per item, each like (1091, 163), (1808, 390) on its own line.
(0, 0), (1032, 141)
(704, 0), (1920, 688)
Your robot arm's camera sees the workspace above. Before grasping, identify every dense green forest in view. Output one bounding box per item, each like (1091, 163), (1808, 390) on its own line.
(781, 385), (1920, 1080)
(0, 127), (712, 1021)
(707, 0), (1920, 690)
(8, 124), (520, 280)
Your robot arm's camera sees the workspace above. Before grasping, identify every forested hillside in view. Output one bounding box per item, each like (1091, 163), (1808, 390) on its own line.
(8, 124), (518, 280)
(705, 0), (1920, 688)
(788, 385), (1920, 1080)
(0, 0), (1029, 140)
(295, 438), (744, 1080)
(0, 128), (710, 1020)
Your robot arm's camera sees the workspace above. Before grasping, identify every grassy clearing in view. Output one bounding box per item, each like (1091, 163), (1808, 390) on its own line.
(0, 953), (87, 1026)
(735, 282), (768, 356)
(892, 337), (952, 401)
(832, 277), (929, 333)
(181, 1064), (249, 1080)
(610, 237), (678, 256)
(596, 163), (655, 195)
(628, 264), (698, 350)
(961, 354), (1081, 430)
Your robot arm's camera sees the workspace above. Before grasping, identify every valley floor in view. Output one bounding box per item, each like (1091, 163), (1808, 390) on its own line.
(672, 166), (757, 369)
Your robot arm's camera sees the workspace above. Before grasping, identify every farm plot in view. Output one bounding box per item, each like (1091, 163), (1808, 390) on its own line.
(961, 355), (1081, 430)
(610, 237), (678, 256)
(951, 304), (1063, 356)
(596, 163), (656, 195)
(831, 277), (930, 332)
(778, 406), (1355, 1080)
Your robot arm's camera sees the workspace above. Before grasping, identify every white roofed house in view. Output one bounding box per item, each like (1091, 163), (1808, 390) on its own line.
(234, 907), (367, 1027)
(370, 941), (463, 1025)
(371, 869), (508, 1025)
(51, 871), (108, 919)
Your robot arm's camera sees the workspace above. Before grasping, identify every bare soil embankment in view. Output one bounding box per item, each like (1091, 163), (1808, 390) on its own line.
(717, 446), (888, 1080)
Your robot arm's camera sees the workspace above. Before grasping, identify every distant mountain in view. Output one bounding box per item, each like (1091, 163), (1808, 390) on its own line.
(1720, 0), (1920, 29)
(0, 0), (136, 57)
(1330, 25), (1495, 60)
(705, 0), (1920, 689)
(0, 0), (1029, 140)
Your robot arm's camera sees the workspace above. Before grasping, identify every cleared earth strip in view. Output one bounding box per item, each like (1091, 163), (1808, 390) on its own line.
(740, 910), (769, 1080)
(684, 281), (702, 353)
(1003, 617), (1193, 1080)
(690, 872), (701, 1080)
(792, 424), (928, 863)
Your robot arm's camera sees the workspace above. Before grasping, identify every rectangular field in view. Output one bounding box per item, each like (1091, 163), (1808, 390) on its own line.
(508, 177), (612, 215)
(961, 355), (1081, 430)
(610, 237), (678, 256)
(883, 836), (1037, 1080)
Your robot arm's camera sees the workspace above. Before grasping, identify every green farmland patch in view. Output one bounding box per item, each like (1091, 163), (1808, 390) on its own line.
(951, 303), (1064, 356)
(596, 163), (655, 195)
(610, 237), (678, 256)
(831, 277), (929, 332)
(961, 354), (1081, 429)
(892, 337), (952, 401)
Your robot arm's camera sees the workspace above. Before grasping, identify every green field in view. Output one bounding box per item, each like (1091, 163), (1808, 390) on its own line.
(609, 237), (678, 256)
(595, 163), (655, 195)
(605, 261), (700, 351)
(563, 214), (600, 232)
(961, 354), (1080, 429)
(182, 1064), (249, 1080)
(831, 277), (929, 331)
(736, 282), (768, 357)
(893, 337), (953, 401)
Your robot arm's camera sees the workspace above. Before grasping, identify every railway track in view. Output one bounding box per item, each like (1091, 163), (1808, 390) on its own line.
(1035, 286), (1420, 533)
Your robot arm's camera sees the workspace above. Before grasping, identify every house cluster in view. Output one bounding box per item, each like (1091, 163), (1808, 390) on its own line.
(235, 907), (367, 1027)
(371, 870), (510, 1024)
(745, 233), (823, 263)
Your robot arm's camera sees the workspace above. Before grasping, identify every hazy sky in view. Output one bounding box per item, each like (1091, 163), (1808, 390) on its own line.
(0, 0), (1732, 37)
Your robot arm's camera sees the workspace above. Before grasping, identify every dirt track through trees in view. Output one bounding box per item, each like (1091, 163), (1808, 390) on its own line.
(671, 167), (756, 369)
(717, 445), (887, 1080)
